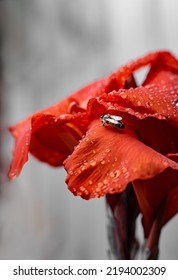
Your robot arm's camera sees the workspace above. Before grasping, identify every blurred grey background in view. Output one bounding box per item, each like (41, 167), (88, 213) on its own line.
(0, 0), (178, 259)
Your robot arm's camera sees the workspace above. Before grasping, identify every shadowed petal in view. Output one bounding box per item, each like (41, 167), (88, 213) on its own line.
(64, 119), (178, 199)
(164, 185), (178, 225)
(8, 112), (88, 179)
(133, 168), (178, 237)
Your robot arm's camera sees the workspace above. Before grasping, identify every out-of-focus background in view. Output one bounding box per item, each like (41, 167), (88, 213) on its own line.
(0, 0), (178, 259)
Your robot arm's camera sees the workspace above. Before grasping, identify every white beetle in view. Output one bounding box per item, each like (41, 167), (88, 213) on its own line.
(100, 114), (125, 129)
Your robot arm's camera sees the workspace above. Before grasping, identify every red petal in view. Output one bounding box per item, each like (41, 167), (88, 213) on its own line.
(100, 82), (178, 125)
(8, 118), (31, 180)
(136, 117), (178, 156)
(65, 51), (178, 104)
(64, 119), (178, 199)
(164, 185), (178, 225)
(30, 113), (87, 164)
(99, 50), (178, 124)
(8, 112), (88, 179)
(8, 50), (178, 180)
(109, 50), (178, 88)
(86, 97), (178, 156)
(133, 168), (178, 237)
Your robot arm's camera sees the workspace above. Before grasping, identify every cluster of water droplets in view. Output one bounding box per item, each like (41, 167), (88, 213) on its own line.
(115, 84), (178, 121)
(69, 137), (133, 197)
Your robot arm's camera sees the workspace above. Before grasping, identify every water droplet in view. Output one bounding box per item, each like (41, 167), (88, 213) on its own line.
(137, 101), (141, 106)
(95, 187), (101, 192)
(148, 94), (154, 100)
(80, 165), (86, 171)
(109, 172), (115, 178)
(101, 160), (105, 165)
(69, 170), (74, 175)
(80, 186), (85, 191)
(89, 180), (93, 185)
(90, 160), (96, 166)
(115, 170), (120, 177)
(97, 182), (103, 188)
(120, 92), (127, 99)
(9, 172), (17, 180)
(105, 148), (110, 153)
(146, 101), (151, 108)
(121, 166), (127, 174)
(103, 179), (108, 184)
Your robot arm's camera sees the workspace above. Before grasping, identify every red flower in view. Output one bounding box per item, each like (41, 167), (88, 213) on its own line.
(9, 51), (178, 245)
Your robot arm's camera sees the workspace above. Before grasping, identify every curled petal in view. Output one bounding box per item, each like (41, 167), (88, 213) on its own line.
(99, 50), (178, 124)
(109, 50), (178, 88)
(133, 168), (178, 237)
(8, 112), (88, 180)
(100, 83), (178, 125)
(164, 185), (178, 226)
(8, 118), (31, 180)
(64, 119), (178, 199)
(86, 97), (178, 156)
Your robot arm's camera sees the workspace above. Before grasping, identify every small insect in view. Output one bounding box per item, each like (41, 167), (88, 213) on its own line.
(100, 114), (125, 129)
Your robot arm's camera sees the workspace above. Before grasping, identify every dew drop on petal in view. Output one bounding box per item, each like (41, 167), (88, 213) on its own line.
(105, 148), (110, 153)
(102, 185), (108, 191)
(103, 179), (108, 184)
(9, 172), (17, 180)
(101, 160), (105, 165)
(98, 182), (103, 187)
(80, 165), (86, 171)
(148, 94), (154, 100)
(120, 92), (127, 99)
(89, 180), (93, 185)
(145, 101), (151, 108)
(90, 160), (97, 166)
(96, 186), (101, 192)
(80, 186), (85, 191)
(109, 172), (115, 178)
(115, 170), (120, 177)
(121, 166), (127, 174)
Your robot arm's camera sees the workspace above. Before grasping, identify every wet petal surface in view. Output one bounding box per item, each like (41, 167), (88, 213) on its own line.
(64, 119), (178, 199)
